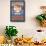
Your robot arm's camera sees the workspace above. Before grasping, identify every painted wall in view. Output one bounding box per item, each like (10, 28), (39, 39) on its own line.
(0, 0), (46, 41)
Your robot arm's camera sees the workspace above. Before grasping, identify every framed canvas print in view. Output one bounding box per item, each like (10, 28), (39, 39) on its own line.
(10, 0), (25, 22)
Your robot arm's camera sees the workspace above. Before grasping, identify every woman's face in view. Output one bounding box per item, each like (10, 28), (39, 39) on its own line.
(42, 8), (46, 14)
(14, 5), (21, 13)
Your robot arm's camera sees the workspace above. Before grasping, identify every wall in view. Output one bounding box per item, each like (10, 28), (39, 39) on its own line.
(0, 0), (46, 41)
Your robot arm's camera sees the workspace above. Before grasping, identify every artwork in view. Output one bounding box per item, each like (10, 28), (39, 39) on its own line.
(36, 6), (46, 27)
(10, 0), (25, 22)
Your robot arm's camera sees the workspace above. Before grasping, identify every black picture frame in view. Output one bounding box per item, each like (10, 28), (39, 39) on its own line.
(10, 0), (25, 22)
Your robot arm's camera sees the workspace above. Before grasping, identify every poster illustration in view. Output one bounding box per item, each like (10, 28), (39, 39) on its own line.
(10, 0), (25, 22)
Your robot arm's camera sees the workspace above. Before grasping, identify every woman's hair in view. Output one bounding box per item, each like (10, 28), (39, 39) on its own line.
(40, 6), (46, 9)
